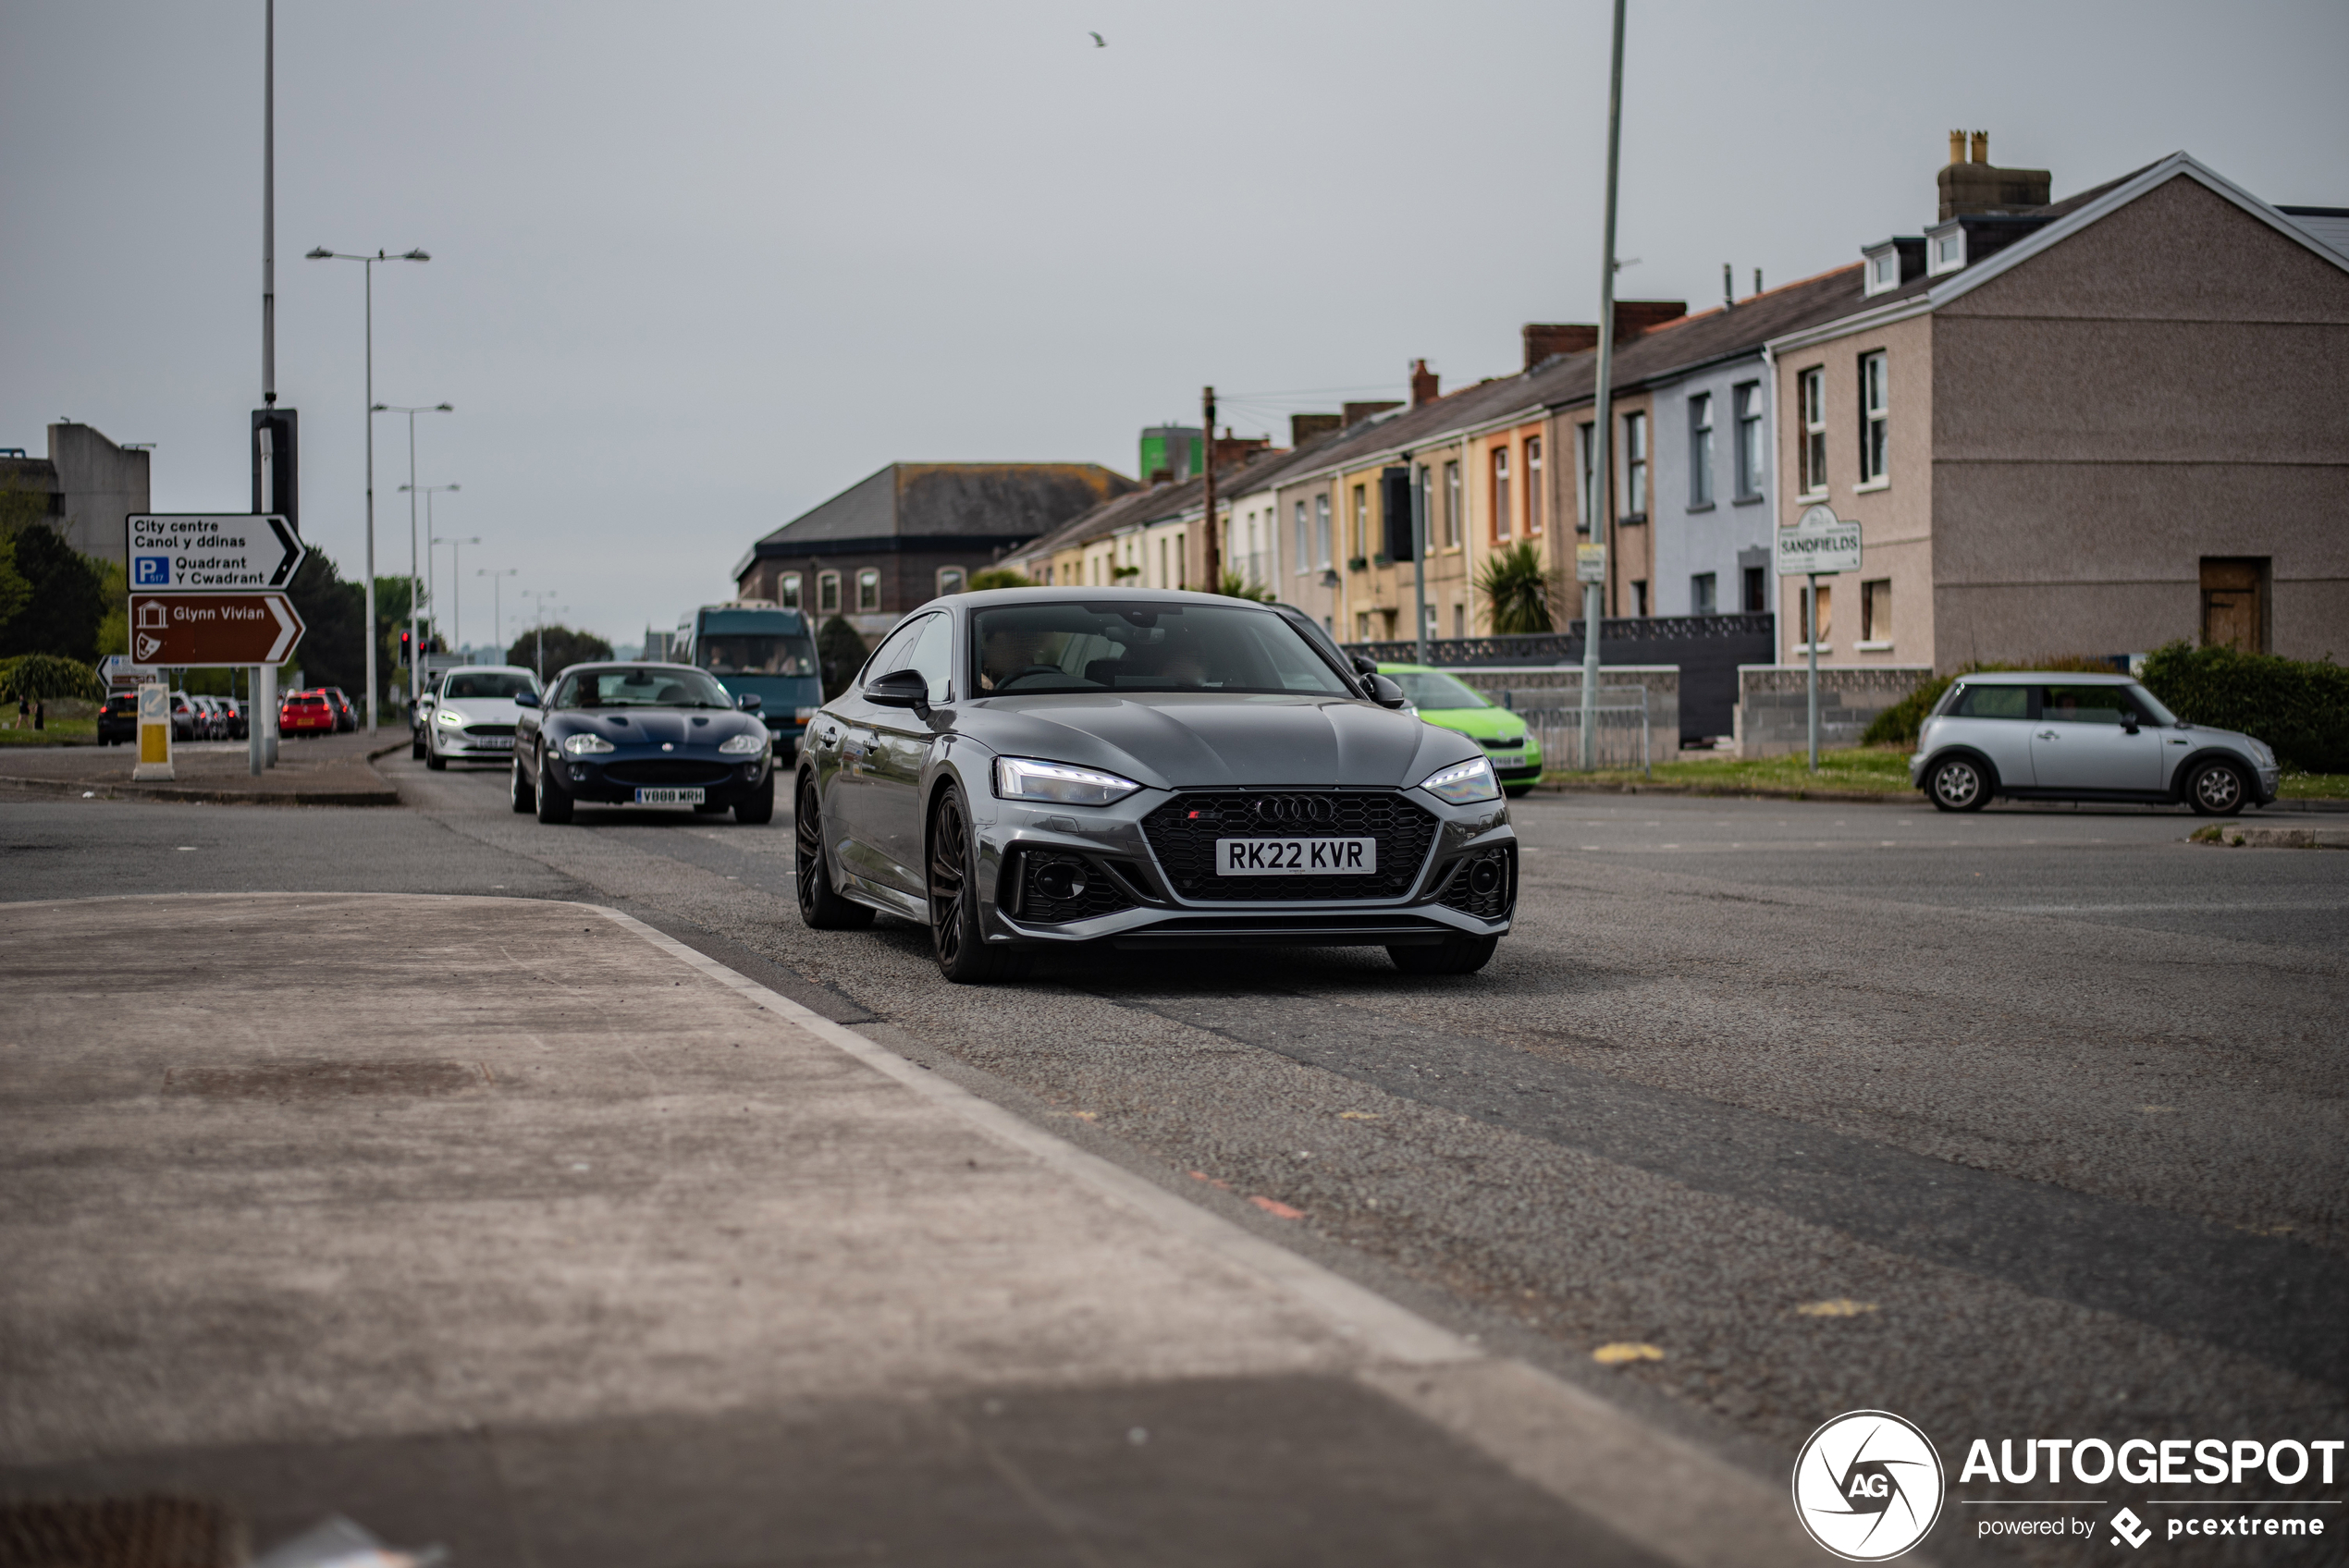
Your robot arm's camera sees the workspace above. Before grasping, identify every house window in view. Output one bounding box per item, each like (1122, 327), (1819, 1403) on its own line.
(1691, 571), (1716, 616)
(1491, 447), (1511, 540)
(856, 569), (879, 612)
(1630, 579), (1649, 617)
(1733, 382), (1764, 501)
(778, 571), (802, 610)
(1576, 422), (1596, 533)
(1526, 437), (1543, 534)
(1356, 611), (1371, 641)
(1452, 602), (1466, 637)
(936, 566), (965, 595)
(1689, 392), (1715, 508)
(1859, 351), (1888, 485)
(1742, 565), (1766, 614)
(817, 571), (841, 614)
(1420, 467), (1435, 552)
(1802, 582), (1832, 647)
(1928, 224), (1966, 275)
(1314, 495), (1331, 569)
(1861, 578), (1892, 643)
(1443, 461), (1461, 547)
(1350, 484), (1368, 562)
(1173, 531), (1185, 589)
(1866, 249), (1899, 295)
(1293, 501), (1309, 573)
(1797, 367), (1826, 496)
(1622, 411), (1647, 518)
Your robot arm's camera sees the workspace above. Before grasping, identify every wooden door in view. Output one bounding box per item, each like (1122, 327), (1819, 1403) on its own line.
(2199, 559), (2265, 653)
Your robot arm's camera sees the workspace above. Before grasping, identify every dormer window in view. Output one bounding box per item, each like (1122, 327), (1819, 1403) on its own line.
(1863, 245), (1900, 297)
(1927, 221), (1967, 276)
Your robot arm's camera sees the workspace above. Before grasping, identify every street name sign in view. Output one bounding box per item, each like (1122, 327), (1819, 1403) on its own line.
(129, 594), (304, 667)
(127, 513), (304, 592)
(1776, 504), (1863, 577)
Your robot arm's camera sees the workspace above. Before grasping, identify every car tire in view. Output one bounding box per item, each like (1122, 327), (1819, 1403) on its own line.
(795, 772), (873, 930)
(2186, 759), (2247, 817)
(425, 739), (448, 771)
(535, 753), (574, 824)
(411, 734), (425, 761)
(1389, 934), (1500, 975)
(510, 758), (535, 815)
(734, 772), (776, 825)
(1927, 754), (1990, 813)
(928, 783), (1032, 984)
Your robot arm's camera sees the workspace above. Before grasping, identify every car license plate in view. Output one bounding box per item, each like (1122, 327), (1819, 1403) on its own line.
(633, 788), (706, 805)
(1215, 837), (1377, 876)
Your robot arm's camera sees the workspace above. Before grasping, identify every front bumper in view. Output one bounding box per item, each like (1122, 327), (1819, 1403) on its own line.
(548, 750), (770, 804)
(965, 785), (1516, 950)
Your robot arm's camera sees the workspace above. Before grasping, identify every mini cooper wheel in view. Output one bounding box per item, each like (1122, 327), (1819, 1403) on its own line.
(510, 757), (535, 814)
(535, 750), (574, 824)
(794, 773), (873, 929)
(1389, 934), (1500, 975)
(2186, 759), (2247, 816)
(929, 783), (1031, 984)
(1928, 755), (1989, 813)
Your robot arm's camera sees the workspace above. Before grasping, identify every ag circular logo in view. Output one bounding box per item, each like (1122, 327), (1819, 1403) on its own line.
(1792, 1410), (1945, 1561)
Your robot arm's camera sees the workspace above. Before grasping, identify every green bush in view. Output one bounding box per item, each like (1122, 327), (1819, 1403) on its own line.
(0, 654), (106, 704)
(967, 569), (1032, 591)
(2139, 642), (2349, 773)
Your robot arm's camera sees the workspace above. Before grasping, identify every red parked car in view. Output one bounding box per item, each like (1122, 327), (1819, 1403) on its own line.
(279, 690), (336, 736)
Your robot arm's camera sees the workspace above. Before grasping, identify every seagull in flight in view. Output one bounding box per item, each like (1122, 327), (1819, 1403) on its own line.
(1089, 31), (1105, 46)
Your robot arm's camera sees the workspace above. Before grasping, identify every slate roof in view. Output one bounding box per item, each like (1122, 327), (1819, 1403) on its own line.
(737, 462), (1135, 577)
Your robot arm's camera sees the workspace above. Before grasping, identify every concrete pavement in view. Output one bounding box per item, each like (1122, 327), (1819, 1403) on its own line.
(0, 728), (400, 806)
(0, 891), (1810, 1566)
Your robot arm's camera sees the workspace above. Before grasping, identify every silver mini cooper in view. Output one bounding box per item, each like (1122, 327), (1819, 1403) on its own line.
(1911, 671), (2279, 815)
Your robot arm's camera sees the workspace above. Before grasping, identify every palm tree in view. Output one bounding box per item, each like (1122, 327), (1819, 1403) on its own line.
(1477, 542), (1554, 634)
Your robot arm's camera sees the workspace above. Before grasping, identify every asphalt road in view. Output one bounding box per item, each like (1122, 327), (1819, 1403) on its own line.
(6, 763), (2344, 1564)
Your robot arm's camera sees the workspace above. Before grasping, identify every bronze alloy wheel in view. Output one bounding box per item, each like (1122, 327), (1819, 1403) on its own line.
(794, 773), (873, 929)
(927, 784), (1030, 984)
(1930, 755), (1988, 813)
(2187, 759), (2247, 816)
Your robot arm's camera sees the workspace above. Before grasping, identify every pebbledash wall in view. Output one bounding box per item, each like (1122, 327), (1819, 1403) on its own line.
(1734, 666), (1931, 758)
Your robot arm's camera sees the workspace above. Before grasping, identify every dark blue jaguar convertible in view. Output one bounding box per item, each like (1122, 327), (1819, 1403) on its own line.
(511, 663), (776, 824)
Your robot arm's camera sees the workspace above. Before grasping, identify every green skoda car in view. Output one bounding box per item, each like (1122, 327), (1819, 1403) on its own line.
(1380, 664), (1543, 798)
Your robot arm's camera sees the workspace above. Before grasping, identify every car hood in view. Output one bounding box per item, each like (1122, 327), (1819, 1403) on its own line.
(437, 699), (523, 726)
(553, 710), (762, 747)
(961, 693), (1480, 790)
(1419, 705), (1526, 741)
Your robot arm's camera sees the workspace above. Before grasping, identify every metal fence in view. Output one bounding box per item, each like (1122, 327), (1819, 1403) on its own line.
(1498, 686), (1652, 776)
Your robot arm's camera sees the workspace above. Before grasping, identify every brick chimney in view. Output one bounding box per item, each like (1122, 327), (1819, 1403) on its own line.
(1409, 359), (1440, 407)
(1342, 400), (1402, 428)
(1211, 429), (1271, 471)
(1289, 412), (1342, 446)
(1937, 129), (2050, 220)
(1612, 300), (1688, 338)
(1523, 323), (1598, 370)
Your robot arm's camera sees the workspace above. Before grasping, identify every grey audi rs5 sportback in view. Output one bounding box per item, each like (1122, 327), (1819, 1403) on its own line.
(795, 588), (1519, 983)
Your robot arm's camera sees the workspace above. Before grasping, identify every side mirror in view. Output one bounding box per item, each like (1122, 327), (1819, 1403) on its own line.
(1351, 654), (1380, 678)
(2122, 717), (2139, 734)
(513, 692), (539, 708)
(1367, 672), (1410, 710)
(865, 668), (930, 712)
(735, 693), (763, 713)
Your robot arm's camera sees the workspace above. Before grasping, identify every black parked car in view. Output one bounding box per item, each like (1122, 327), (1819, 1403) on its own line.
(96, 692), (139, 746)
(511, 663), (775, 825)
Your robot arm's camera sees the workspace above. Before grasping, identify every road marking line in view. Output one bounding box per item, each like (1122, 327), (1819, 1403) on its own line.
(592, 900), (1827, 1568)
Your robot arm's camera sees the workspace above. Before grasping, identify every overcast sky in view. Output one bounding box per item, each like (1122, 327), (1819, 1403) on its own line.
(6, 0), (2343, 652)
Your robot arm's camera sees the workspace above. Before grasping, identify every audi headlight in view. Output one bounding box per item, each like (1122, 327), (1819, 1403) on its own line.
(561, 731), (616, 756)
(992, 755), (1142, 807)
(1420, 755), (1500, 804)
(435, 707), (466, 726)
(718, 731), (767, 755)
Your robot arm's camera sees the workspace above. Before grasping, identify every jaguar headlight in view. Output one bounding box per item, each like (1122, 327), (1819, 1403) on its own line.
(992, 755), (1142, 807)
(1420, 755), (1500, 804)
(718, 731), (767, 755)
(561, 731), (617, 756)
(435, 707), (466, 726)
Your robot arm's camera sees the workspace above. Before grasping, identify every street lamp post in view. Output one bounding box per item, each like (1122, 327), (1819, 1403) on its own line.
(403, 483), (461, 660)
(429, 523), (480, 660)
(378, 402), (452, 712)
(522, 590), (565, 683)
(306, 244), (430, 733)
(478, 567), (519, 661)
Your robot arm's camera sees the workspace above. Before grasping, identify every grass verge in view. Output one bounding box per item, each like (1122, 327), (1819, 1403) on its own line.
(0, 718), (97, 747)
(1544, 746), (1915, 797)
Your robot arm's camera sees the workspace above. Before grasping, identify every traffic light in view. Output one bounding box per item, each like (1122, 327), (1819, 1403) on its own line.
(251, 408), (299, 530)
(1381, 466), (1415, 562)
(399, 631), (413, 668)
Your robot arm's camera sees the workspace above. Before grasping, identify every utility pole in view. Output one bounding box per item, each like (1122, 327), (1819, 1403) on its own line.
(252, 0), (275, 778)
(1410, 455), (1430, 665)
(1580, 0), (1628, 770)
(1199, 386), (1218, 592)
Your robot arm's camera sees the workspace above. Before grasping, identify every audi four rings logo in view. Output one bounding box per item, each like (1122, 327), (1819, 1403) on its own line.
(1250, 796), (1332, 824)
(1793, 1410), (1945, 1561)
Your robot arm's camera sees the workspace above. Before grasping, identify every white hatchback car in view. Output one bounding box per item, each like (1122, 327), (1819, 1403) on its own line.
(422, 666), (542, 770)
(1911, 671), (2279, 815)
